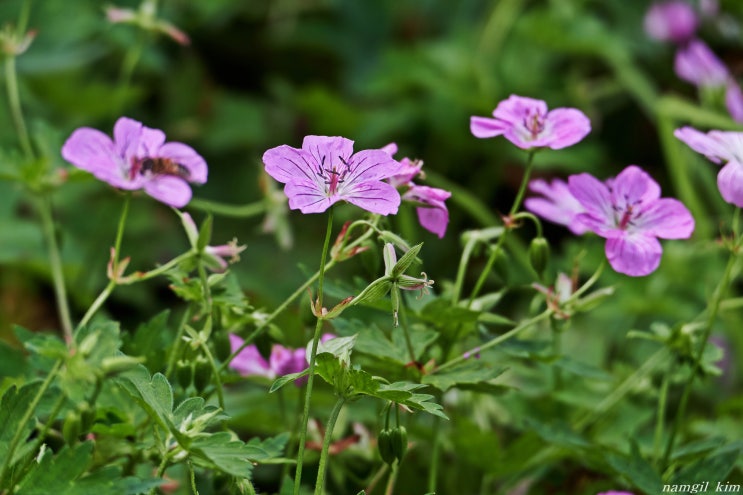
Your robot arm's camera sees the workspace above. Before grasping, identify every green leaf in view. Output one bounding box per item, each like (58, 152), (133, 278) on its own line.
(0, 382), (43, 473)
(316, 334), (357, 365)
(672, 444), (741, 486)
(117, 366), (176, 436)
(354, 323), (437, 364)
(15, 442), (162, 495)
(123, 310), (170, 372)
(190, 432), (290, 478)
(523, 418), (589, 449)
(269, 369), (310, 393)
(422, 361), (509, 393)
(605, 442), (663, 494)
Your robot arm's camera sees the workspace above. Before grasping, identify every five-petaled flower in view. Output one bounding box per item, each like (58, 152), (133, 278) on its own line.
(61, 117), (207, 208)
(262, 135), (401, 215)
(524, 178), (589, 235)
(381, 143), (452, 238)
(674, 126), (743, 207)
(568, 165), (695, 277)
(470, 95), (591, 150)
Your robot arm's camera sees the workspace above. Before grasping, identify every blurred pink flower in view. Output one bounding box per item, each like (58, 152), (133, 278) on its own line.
(569, 165), (695, 276)
(470, 95), (591, 150)
(61, 117), (207, 208)
(381, 143), (452, 238)
(263, 136), (401, 215)
(644, 1), (698, 43)
(524, 178), (589, 235)
(674, 126), (743, 207)
(675, 39), (728, 88)
(725, 80), (743, 123)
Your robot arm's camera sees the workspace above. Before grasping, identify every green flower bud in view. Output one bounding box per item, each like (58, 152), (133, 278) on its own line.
(377, 429), (396, 465)
(78, 402), (95, 431)
(528, 237), (550, 277)
(390, 425), (408, 462)
(176, 359), (193, 389)
(62, 410), (81, 444)
(193, 356), (212, 392)
(213, 331), (231, 362)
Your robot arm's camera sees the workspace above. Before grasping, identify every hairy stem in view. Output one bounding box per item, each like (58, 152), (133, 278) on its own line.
(314, 397), (345, 495)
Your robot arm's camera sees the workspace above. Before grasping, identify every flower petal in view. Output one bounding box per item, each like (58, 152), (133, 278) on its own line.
(542, 108), (591, 150)
(263, 145), (323, 186)
(62, 127), (134, 189)
(143, 176), (193, 208)
(726, 80), (743, 124)
(113, 117), (143, 163)
(229, 334), (272, 378)
(404, 185), (451, 238)
(605, 234), (662, 277)
(159, 142), (208, 184)
(717, 161), (743, 207)
(137, 124), (167, 157)
(284, 179), (334, 213)
(611, 165), (661, 207)
(525, 178), (588, 234)
(674, 39), (729, 88)
(302, 135), (355, 178)
(470, 116), (508, 138)
(634, 198), (695, 239)
(340, 180), (401, 215)
(343, 149), (399, 183)
(674, 126), (727, 164)
(568, 173), (614, 226)
(492, 95), (548, 123)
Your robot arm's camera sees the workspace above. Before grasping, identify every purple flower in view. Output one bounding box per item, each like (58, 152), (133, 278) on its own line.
(470, 95), (591, 150)
(179, 212), (246, 271)
(568, 166), (695, 276)
(381, 143), (452, 238)
(644, 1), (698, 43)
(524, 178), (589, 235)
(269, 345), (307, 377)
(262, 136), (401, 215)
(61, 117), (207, 208)
(675, 39), (729, 88)
(402, 185), (452, 239)
(674, 126), (743, 207)
(229, 334), (273, 378)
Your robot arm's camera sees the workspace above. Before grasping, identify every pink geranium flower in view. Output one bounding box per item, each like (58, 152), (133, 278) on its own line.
(524, 178), (589, 235)
(262, 136), (401, 215)
(381, 143), (452, 238)
(674, 39), (729, 88)
(674, 126), (743, 207)
(61, 117), (207, 208)
(470, 95), (591, 150)
(568, 166), (695, 276)
(644, 1), (698, 43)
(229, 333), (336, 386)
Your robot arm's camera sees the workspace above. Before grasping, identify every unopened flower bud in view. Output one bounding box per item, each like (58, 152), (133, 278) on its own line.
(377, 429), (396, 465)
(62, 410), (82, 444)
(175, 359), (193, 389)
(193, 356), (212, 392)
(528, 237), (550, 277)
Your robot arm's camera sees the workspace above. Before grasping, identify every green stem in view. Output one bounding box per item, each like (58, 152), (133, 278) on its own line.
(397, 299), (416, 364)
(467, 150), (537, 304)
(427, 415), (441, 493)
(436, 308), (552, 373)
(451, 235), (478, 307)
(4, 55), (33, 159)
(0, 359), (63, 485)
(653, 363), (672, 466)
(221, 220), (377, 372)
(384, 463), (399, 495)
(575, 347), (669, 431)
(188, 198), (267, 218)
(662, 239), (740, 467)
(200, 339), (224, 410)
(294, 208), (335, 495)
(115, 32), (146, 115)
(165, 307), (193, 378)
(314, 397), (345, 495)
(76, 194), (131, 331)
(36, 196), (74, 344)
(550, 318), (562, 390)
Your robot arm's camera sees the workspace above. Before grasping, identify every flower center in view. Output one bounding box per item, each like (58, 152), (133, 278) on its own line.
(317, 155), (352, 196)
(523, 111), (546, 139)
(613, 194), (643, 230)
